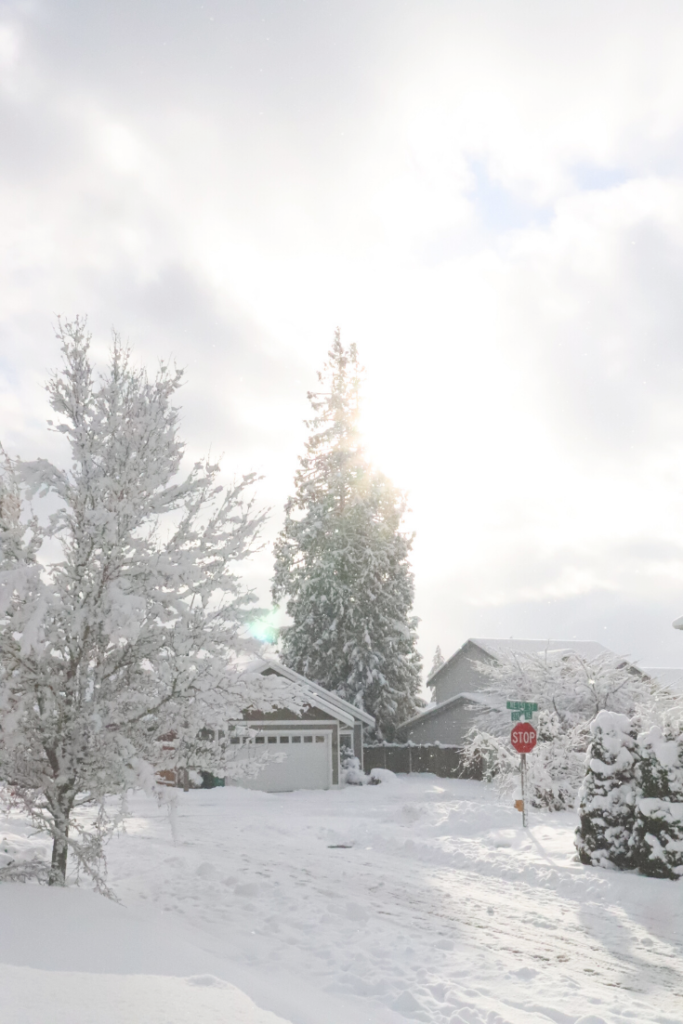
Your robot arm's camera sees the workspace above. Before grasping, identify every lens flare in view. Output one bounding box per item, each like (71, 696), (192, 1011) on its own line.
(248, 609), (279, 645)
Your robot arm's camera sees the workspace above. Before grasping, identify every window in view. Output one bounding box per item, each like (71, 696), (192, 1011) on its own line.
(303, 736), (313, 743)
(315, 735), (325, 743)
(230, 737), (240, 745)
(255, 736), (265, 744)
(279, 736), (289, 743)
(292, 735), (301, 743)
(267, 736), (277, 744)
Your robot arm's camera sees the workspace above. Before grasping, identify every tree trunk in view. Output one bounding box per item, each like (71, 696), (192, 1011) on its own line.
(49, 827), (69, 885)
(48, 794), (73, 886)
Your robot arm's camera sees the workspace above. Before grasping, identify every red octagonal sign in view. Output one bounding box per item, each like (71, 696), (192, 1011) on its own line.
(511, 721), (537, 753)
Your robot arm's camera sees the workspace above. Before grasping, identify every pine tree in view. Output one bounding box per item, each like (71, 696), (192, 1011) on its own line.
(428, 646), (445, 681)
(631, 723), (683, 879)
(575, 711), (638, 870)
(0, 318), (285, 889)
(272, 331), (422, 739)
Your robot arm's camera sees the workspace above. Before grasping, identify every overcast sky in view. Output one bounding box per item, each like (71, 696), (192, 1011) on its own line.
(3, 0), (683, 675)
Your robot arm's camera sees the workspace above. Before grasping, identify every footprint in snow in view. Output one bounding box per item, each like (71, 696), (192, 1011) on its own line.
(345, 902), (368, 922)
(234, 882), (260, 897)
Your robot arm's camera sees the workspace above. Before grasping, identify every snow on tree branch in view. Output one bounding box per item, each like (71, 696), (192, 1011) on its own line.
(0, 317), (289, 890)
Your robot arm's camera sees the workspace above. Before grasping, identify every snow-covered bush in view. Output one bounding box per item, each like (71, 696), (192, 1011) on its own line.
(0, 319), (299, 890)
(369, 768), (399, 784)
(575, 711), (638, 870)
(466, 711), (585, 810)
(461, 648), (660, 811)
(631, 723), (683, 879)
(341, 756), (367, 785)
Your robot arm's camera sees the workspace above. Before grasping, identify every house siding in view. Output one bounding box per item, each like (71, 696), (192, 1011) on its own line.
(400, 701), (482, 746)
(430, 641), (494, 704)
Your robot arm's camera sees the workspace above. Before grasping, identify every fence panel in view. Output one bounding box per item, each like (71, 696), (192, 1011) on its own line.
(363, 744), (482, 780)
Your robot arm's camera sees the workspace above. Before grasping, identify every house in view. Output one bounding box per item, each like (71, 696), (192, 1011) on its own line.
(640, 667), (683, 699)
(398, 638), (615, 746)
(224, 658), (375, 792)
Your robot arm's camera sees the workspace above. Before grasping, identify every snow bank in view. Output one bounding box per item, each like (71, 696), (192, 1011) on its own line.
(0, 884), (292, 1024)
(0, 965), (285, 1024)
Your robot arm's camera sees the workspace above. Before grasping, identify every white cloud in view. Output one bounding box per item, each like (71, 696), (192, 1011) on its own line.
(3, 1), (683, 665)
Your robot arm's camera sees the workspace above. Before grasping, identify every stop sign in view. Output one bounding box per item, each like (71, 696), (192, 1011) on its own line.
(511, 721), (537, 753)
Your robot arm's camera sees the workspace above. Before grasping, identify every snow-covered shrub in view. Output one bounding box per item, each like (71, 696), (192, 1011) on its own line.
(461, 648), (660, 811)
(369, 768), (399, 784)
(465, 711), (585, 810)
(521, 711), (589, 811)
(0, 828), (50, 883)
(575, 711), (638, 870)
(341, 756), (367, 785)
(631, 723), (683, 879)
(461, 728), (518, 785)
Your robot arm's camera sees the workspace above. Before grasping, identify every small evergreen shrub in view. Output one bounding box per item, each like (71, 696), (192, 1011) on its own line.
(631, 724), (683, 880)
(575, 711), (638, 870)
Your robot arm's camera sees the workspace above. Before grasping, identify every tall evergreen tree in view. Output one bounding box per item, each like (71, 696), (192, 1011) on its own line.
(272, 332), (422, 739)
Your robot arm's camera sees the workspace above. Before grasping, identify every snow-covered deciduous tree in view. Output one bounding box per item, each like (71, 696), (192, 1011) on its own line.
(631, 723), (683, 879)
(0, 319), (293, 889)
(461, 648), (659, 810)
(272, 331), (422, 739)
(575, 711), (638, 870)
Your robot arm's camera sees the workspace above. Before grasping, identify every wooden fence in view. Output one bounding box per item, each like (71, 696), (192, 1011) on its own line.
(363, 744), (483, 780)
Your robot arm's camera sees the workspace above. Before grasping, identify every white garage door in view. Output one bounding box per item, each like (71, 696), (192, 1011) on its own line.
(227, 730), (332, 792)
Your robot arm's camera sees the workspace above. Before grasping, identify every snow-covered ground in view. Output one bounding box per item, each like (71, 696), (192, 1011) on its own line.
(2, 776), (682, 1024)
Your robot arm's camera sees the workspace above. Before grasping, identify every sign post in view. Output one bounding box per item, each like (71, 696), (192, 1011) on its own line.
(506, 701), (538, 829)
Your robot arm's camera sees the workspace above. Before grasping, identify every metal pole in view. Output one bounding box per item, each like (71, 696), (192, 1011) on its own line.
(521, 753), (528, 828)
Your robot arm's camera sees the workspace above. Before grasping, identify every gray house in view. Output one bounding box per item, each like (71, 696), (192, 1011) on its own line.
(398, 637), (615, 746)
(640, 666), (683, 699)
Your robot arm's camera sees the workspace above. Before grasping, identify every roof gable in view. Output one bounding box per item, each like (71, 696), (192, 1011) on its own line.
(247, 658), (375, 728)
(400, 690), (493, 730)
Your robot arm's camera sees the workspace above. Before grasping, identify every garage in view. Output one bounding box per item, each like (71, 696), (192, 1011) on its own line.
(229, 729), (333, 792)
(224, 658), (375, 792)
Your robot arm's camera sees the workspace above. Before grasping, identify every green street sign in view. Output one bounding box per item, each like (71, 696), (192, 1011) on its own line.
(506, 700), (538, 722)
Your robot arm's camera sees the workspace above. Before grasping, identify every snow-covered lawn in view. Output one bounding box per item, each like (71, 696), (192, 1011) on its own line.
(2, 776), (682, 1024)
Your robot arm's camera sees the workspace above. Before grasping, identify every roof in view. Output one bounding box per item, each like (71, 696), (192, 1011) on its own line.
(428, 637), (616, 689)
(399, 690), (493, 731)
(247, 658), (376, 728)
(641, 667), (683, 698)
(469, 638), (613, 660)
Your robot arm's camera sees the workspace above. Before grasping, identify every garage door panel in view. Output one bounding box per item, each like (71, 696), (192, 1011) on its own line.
(228, 731), (332, 791)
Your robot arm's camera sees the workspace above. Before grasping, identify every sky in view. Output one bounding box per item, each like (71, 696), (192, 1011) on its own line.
(3, 0), (683, 677)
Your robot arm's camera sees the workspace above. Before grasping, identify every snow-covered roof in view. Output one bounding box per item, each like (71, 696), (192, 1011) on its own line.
(469, 638), (613, 661)
(641, 667), (683, 698)
(427, 638), (618, 691)
(399, 690), (493, 730)
(247, 658), (376, 727)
